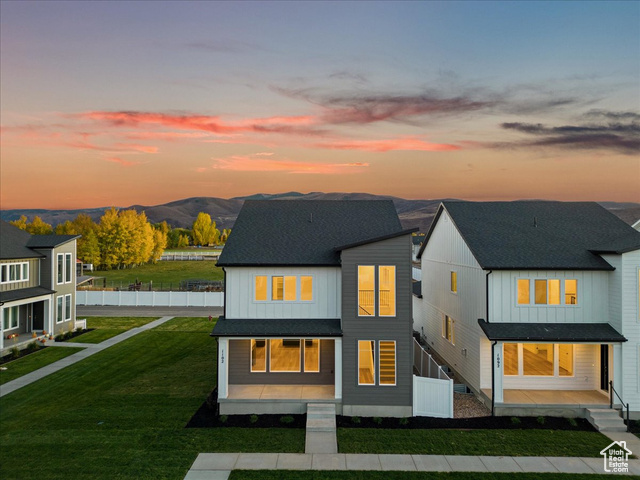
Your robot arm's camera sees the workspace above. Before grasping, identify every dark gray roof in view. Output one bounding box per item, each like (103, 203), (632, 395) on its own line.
(217, 200), (403, 266)
(0, 221), (44, 260)
(27, 234), (80, 248)
(412, 281), (422, 298)
(211, 317), (342, 337)
(0, 286), (56, 303)
(419, 201), (640, 270)
(478, 319), (626, 343)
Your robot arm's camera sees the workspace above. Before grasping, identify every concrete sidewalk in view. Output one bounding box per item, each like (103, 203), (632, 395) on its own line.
(185, 452), (640, 479)
(0, 316), (175, 398)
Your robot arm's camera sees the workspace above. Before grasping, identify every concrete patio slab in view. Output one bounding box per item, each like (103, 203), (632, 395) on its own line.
(311, 453), (347, 470)
(276, 453), (313, 470)
(379, 454), (416, 471)
(305, 431), (337, 454)
(191, 453), (239, 471)
(444, 455), (488, 472)
(234, 453), (278, 470)
(479, 456), (522, 472)
(546, 457), (594, 474)
(345, 454), (382, 470)
(513, 456), (558, 473)
(412, 455), (452, 472)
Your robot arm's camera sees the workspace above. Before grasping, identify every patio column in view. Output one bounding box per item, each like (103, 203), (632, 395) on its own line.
(334, 337), (342, 399)
(612, 343), (623, 398)
(493, 342), (504, 403)
(0, 305), (4, 351)
(45, 298), (53, 335)
(218, 338), (229, 399)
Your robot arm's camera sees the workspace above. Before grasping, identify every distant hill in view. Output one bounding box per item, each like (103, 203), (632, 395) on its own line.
(2, 193), (639, 234)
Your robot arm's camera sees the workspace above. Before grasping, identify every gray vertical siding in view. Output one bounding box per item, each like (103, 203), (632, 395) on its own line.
(340, 234), (413, 407)
(228, 338), (335, 385)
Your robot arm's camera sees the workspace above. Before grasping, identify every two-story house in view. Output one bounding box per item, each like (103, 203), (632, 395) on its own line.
(414, 201), (640, 419)
(0, 221), (80, 354)
(211, 200), (416, 416)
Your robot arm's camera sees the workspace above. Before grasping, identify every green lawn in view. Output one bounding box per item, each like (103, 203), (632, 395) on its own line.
(231, 473), (629, 480)
(337, 428), (612, 457)
(91, 260), (223, 288)
(0, 317), (304, 480)
(67, 317), (158, 343)
(0, 347), (84, 385)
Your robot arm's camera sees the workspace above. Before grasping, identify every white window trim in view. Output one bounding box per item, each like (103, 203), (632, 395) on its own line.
(358, 266), (376, 317)
(378, 265), (396, 317)
(0, 262), (30, 284)
(65, 253), (72, 284)
(56, 296), (64, 323)
(64, 294), (72, 321)
(57, 254), (64, 285)
(516, 278), (579, 307)
(357, 339), (376, 386)
(3, 306), (20, 331)
(250, 339), (267, 373)
(378, 340), (397, 386)
(269, 339), (302, 373)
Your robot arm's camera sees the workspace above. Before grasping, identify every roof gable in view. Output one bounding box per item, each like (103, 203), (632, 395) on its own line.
(0, 221), (44, 260)
(419, 201), (640, 270)
(27, 234), (80, 248)
(217, 200), (403, 266)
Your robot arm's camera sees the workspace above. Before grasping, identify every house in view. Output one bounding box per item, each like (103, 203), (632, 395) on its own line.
(413, 201), (640, 418)
(211, 200), (416, 416)
(0, 221), (80, 354)
(412, 234), (425, 262)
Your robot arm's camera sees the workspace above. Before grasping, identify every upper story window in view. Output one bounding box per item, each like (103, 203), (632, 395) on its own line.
(518, 278), (578, 306)
(57, 253), (73, 285)
(65, 253), (72, 283)
(57, 254), (64, 284)
(1, 262), (29, 284)
(450, 271), (457, 294)
(358, 265), (396, 317)
(254, 275), (313, 302)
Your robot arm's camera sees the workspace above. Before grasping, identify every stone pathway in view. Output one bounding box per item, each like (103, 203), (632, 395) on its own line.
(0, 316), (175, 398)
(184, 452), (640, 479)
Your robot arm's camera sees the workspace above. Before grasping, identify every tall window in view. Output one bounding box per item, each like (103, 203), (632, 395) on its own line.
(534, 280), (547, 304)
(517, 279), (530, 304)
(65, 294), (72, 320)
(565, 279), (578, 304)
(379, 341), (396, 385)
(504, 343), (519, 375)
(450, 271), (457, 293)
(284, 276), (297, 301)
(251, 339), (266, 372)
(378, 266), (396, 316)
(255, 276), (267, 301)
(270, 339), (301, 372)
(442, 315), (455, 344)
(548, 279), (560, 305)
(272, 276), (284, 301)
(57, 254), (64, 284)
(304, 339), (320, 372)
(358, 266), (375, 316)
(56, 296), (64, 323)
(300, 276), (313, 301)
(65, 253), (72, 283)
(2, 306), (19, 330)
(523, 344), (554, 376)
(358, 340), (375, 385)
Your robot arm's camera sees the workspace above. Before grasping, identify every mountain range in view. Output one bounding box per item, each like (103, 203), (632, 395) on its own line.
(2, 192), (639, 234)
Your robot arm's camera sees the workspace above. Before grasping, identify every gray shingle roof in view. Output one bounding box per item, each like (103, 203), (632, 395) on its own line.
(420, 201), (640, 270)
(0, 286), (56, 303)
(0, 221), (44, 260)
(27, 234), (80, 248)
(211, 316), (342, 337)
(217, 200), (403, 266)
(478, 319), (626, 343)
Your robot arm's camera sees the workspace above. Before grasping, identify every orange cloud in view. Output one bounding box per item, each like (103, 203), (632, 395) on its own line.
(105, 157), (138, 167)
(114, 143), (159, 153)
(210, 154), (369, 174)
(315, 137), (461, 152)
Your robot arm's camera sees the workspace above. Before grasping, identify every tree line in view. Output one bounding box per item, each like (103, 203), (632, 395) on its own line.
(9, 210), (230, 270)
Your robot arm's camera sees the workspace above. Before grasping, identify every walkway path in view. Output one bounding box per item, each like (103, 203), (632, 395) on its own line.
(185, 452), (640, 478)
(0, 316), (175, 398)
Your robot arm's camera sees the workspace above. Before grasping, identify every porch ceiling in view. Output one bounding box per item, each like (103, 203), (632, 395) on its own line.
(478, 319), (626, 343)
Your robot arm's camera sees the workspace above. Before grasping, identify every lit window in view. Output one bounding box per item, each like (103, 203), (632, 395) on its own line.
(57, 254), (64, 284)
(565, 279), (577, 305)
(379, 341), (396, 385)
(379, 266), (396, 316)
(358, 266), (375, 316)
(523, 343), (554, 376)
(56, 296), (64, 323)
(272, 276), (284, 301)
(65, 294), (72, 320)
(504, 343), (519, 375)
(548, 279), (560, 305)
(65, 253), (72, 283)
(304, 339), (319, 372)
(535, 280), (547, 304)
(558, 344), (573, 376)
(270, 339), (300, 372)
(300, 276), (313, 301)
(255, 276), (267, 301)
(251, 339), (266, 372)
(517, 279), (530, 304)
(358, 340), (375, 385)
(442, 315), (455, 344)
(451, 271), (457, 293)
(284, 276), (297, 301)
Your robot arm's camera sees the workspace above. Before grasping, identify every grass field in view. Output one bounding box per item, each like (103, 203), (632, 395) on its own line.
(0, 347), (84, 385)
(67, 317), (158, 343)
(230, 472), (629, 480)
(0, 317), (304, 480)
(91, 260), (223, 287)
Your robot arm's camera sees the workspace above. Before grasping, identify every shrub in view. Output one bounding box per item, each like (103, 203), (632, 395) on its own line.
(351, 416), (361, 424)
(536, 416), (546, 425)
(26, 341), (40, 353)
(279, 415), (294, 424)
(567, 417), (578, 427)
(250, 414), (258, 424)
(55, 333), (64, 342)
(63, 331), (72, 340)
(219, 415), (228, 424)
(373, 416), (383, 425)
(399, 417), (409, 426)
(510, 417), (521, 425)
(10, 347), (20, 360)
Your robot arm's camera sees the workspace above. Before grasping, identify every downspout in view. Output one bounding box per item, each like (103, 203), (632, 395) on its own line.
(222, 267), (227, 319)
(485, 270), (492, 323)
(491, 340), (497, 416)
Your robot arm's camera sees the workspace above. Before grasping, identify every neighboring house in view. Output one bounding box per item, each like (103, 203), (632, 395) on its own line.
(0, 221), (80, 353)
(412, 234), (425, 262)
(212, 200), (416, 416)
(414, 201), (640, 418)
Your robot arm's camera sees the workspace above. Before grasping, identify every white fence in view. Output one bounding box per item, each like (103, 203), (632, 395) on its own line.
(412, 338), (454, 418)
(76, 290), (224, 307)
(412, 267), (421, 281)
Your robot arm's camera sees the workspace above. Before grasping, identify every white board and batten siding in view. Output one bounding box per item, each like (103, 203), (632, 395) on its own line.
(225, 266), (341, 319)
(416, 208), (486, 393)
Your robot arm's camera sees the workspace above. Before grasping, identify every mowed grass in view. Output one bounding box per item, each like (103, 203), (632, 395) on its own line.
(0, 347), (84, 385)
(231, 472), (629, 480)
(67, 317), (158, 344)
(337, 428), (612, 457)
(92, 260), (224, 287)
(0, 317), (304, 480)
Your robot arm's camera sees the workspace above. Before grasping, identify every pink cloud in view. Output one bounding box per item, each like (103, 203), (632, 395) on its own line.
(210, 154), (369, 174)
(315, 137), (461, 152)
(105, 157), (138, 167)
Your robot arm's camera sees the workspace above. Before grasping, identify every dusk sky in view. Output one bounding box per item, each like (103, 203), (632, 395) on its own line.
(1, 1), (638, 209)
